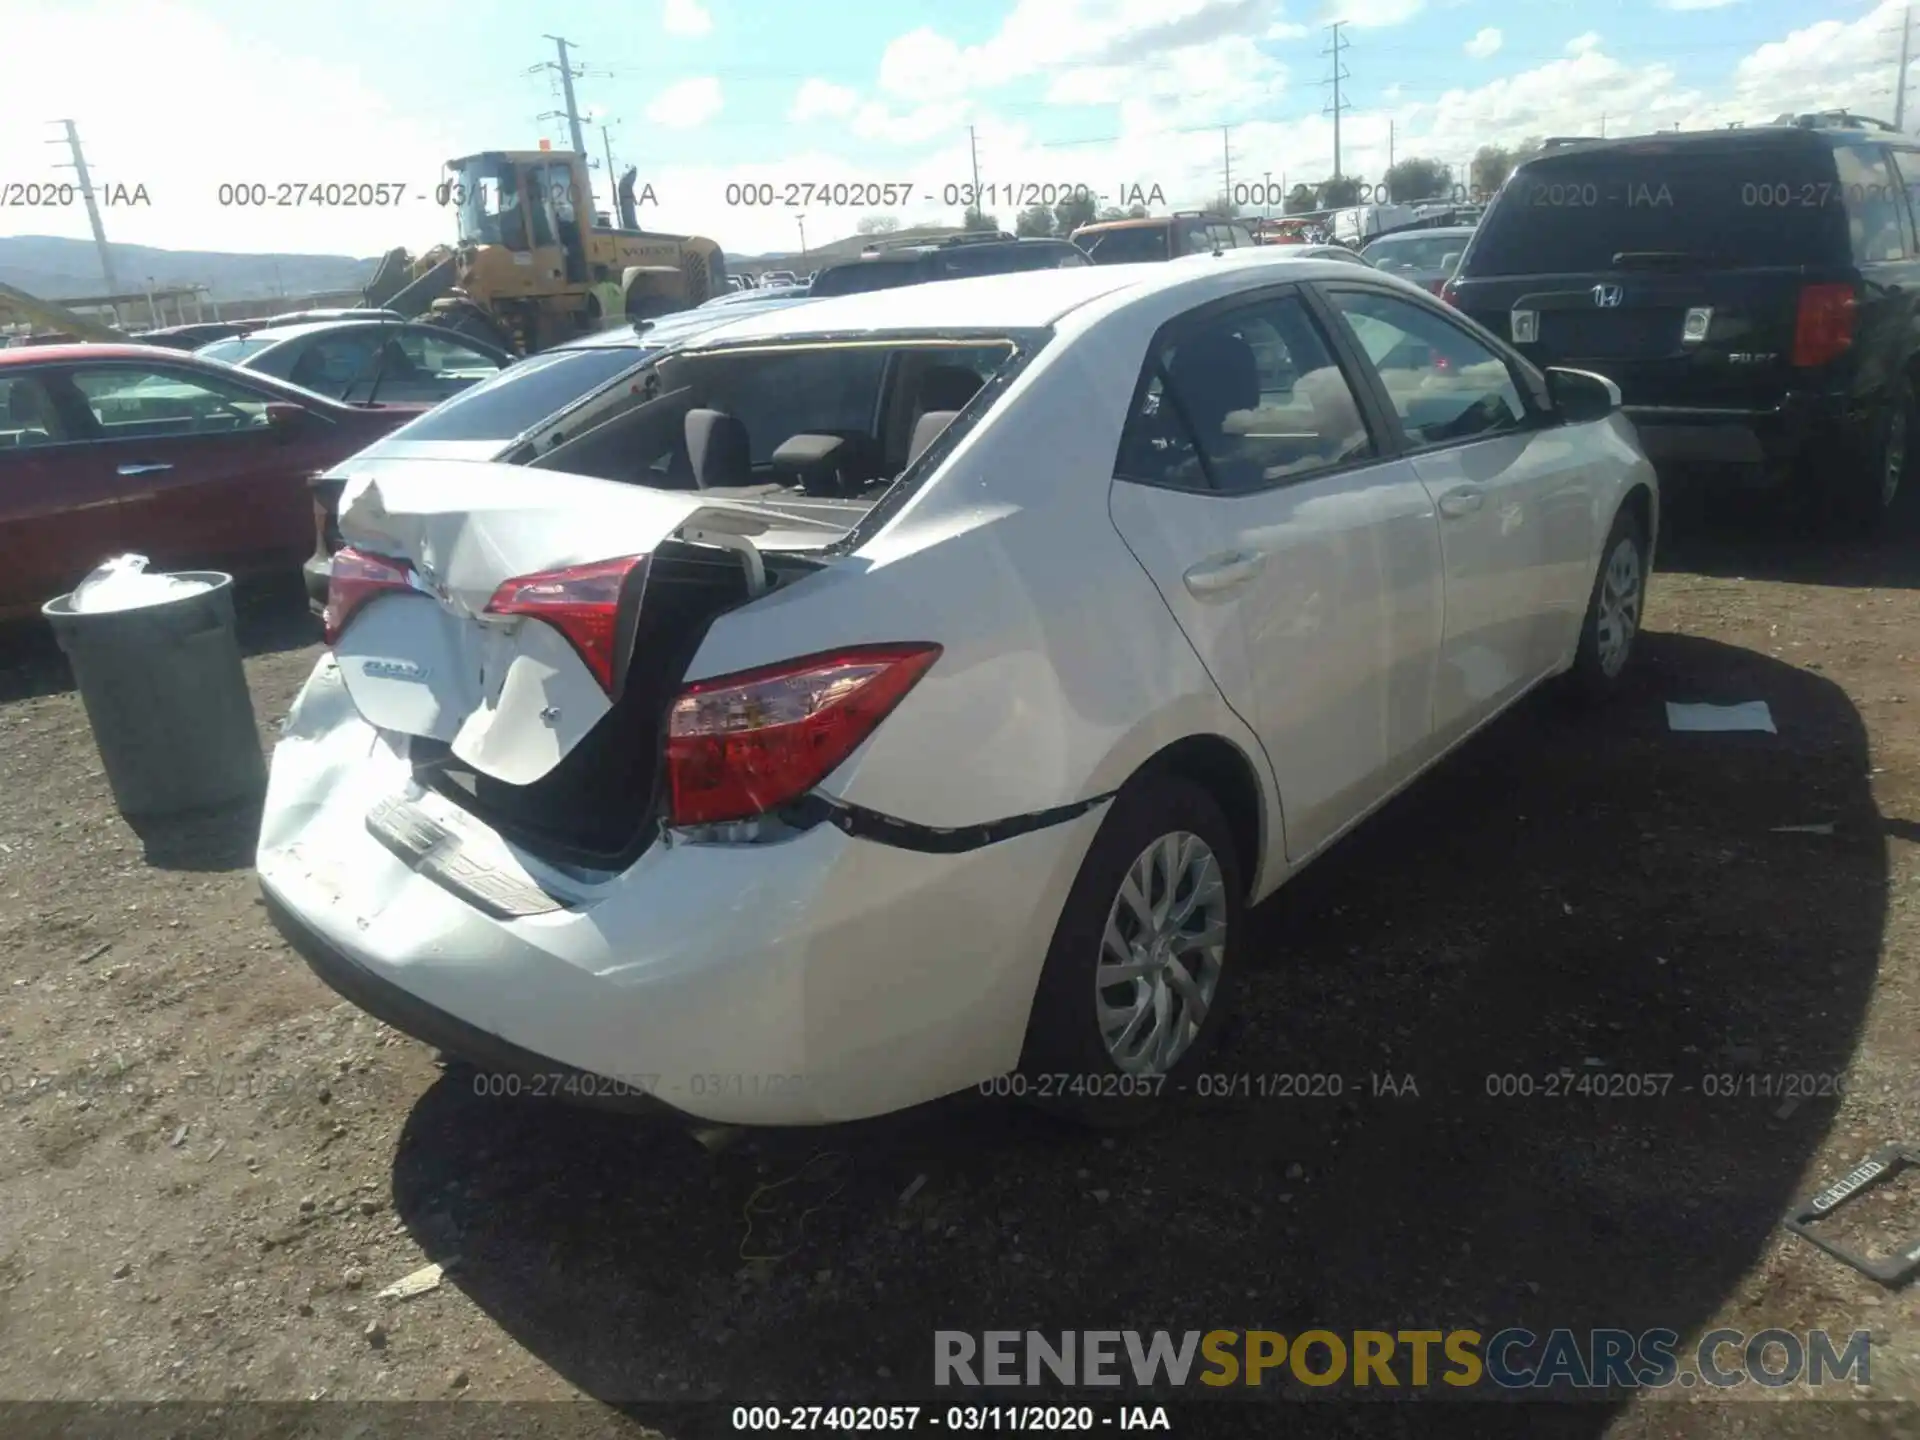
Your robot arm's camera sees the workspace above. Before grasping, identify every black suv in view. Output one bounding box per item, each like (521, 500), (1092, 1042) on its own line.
(809, 232), (1091, 297)
(1444, 120), (1918, 530)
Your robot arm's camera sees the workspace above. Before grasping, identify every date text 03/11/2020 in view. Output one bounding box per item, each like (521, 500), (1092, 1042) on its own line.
(720, 182), (1168, 210)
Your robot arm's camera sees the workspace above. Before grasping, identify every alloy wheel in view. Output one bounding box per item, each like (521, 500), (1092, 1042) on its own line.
(1596, 535), (1643, 679)
(1094, 831), (1228, 1075)
(1882, 404), (1907, 509)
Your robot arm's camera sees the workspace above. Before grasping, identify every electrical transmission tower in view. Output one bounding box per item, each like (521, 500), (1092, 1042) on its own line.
(537, 35), (589, 156)
(48, 120), (116, 291)
(1322, 22), (1352, 181)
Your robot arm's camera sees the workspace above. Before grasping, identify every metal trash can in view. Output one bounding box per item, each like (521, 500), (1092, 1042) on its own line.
(42, 571), (267, 821)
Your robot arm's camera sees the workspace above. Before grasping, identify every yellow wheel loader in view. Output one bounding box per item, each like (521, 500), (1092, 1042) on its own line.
(383, 150), (726, 355)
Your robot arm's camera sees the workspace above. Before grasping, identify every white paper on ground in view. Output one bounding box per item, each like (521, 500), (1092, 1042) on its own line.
(1665, 700), (1777, 734)
(69, 554), (212, 614)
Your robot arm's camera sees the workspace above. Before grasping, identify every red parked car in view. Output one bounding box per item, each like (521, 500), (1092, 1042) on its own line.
(0, 344), (425, 620)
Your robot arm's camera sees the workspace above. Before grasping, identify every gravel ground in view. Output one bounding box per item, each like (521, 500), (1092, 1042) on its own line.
(1, 508), (1919, 1440)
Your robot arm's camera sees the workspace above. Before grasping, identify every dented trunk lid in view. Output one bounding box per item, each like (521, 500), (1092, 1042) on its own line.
(329, 460), (843, 786)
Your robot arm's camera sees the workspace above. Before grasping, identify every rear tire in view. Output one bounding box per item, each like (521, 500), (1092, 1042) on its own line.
(1831, 373), (1911, 535)
(1565, 506), (1649, 703)
(1016, 773), (1245, 1128)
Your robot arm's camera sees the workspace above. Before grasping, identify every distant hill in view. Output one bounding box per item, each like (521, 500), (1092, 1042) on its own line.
(0, 235), (379, 302)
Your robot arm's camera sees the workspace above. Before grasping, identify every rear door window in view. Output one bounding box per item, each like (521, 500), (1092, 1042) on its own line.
(0, 375), (70, 446)
(1464, 143), (1850, 274)
(1835, 143), (1909, 262)
(383, 345), (648, 442)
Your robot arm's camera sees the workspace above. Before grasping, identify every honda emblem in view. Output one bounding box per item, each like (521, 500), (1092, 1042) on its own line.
(1592, 284), (1625, 309)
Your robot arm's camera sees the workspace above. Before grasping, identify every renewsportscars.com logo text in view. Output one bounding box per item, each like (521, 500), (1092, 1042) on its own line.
(934, 1328), (1871, 1391)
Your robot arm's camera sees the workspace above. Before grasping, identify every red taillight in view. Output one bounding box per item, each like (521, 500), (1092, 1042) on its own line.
(483, 556), (646, 694)
(1792, 282), (1856, 368)
(323, 546), (414, 646)
(664, 643), (943, 826)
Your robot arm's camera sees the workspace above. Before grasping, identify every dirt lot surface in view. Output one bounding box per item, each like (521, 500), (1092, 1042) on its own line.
(2, 503), (1920, 1439)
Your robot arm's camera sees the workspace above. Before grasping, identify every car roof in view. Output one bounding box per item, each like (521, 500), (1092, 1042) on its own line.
(0, 342), (232, 367)
(554, 296), (819, 350)
(214, 318), (417, 344)
(835, 237), (1073, 265)
(675, 250), (1387, 345)
(1520, 126), (1834, 166)
(1366, 227), (1477, 242)
(1073, 218), (1174, 234)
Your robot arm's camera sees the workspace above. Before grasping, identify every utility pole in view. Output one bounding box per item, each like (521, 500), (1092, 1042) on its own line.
(1387, 119), (1395, 199)
(796, 214), (808, 255)
(542, 35), (589, 157)
(1898, 6), (1912, 132)
(1322, 21), (1352, 182)
(1222, 125), (1233, 209)
(48, 120), (116, 291)
(600, 121), (621, 217)
(1600, 112), (1608, 138)
(968, 125), (982, 221)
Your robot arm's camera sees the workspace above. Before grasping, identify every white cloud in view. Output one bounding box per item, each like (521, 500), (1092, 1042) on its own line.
(0, 0), (455, 258)
(878, 0), (1292, 101)
(791, 79), (861, 123)
(645, 77), (723, 129)
(1323, 0), (1427, 29)
(663, 0), (713, 37)
(1465, 27), (1502, 58)
(1567, 32), (1602, 56)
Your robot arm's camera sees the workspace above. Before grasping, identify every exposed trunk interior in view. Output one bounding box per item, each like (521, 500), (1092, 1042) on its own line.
(406, 540), (786, 868)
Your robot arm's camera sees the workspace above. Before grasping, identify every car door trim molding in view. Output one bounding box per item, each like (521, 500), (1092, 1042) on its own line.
(786, 790), (1116, 854)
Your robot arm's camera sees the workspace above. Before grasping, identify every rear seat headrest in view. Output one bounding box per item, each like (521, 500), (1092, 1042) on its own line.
(684, 408), (752, 489)
(915, 365), (984, 414)
(908, 410), (958, 465)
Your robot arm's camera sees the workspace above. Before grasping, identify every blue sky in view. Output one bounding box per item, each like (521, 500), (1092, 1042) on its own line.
(0, 0), (1897, 259)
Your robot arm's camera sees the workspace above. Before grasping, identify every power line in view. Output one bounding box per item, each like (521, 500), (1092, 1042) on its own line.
(1322, 21), (1352, 179)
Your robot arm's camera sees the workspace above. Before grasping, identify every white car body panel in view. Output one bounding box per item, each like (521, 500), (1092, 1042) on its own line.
(259, 254), (1657, 1124)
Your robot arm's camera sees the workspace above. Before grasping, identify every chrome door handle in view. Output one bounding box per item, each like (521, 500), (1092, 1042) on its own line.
(1437, 485), (1484, 518)
(117, 463), (173, 476)
(1183, 549), (1267, 597)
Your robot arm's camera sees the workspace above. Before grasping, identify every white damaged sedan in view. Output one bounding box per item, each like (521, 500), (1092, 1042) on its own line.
(258, 253), (1657, 1126)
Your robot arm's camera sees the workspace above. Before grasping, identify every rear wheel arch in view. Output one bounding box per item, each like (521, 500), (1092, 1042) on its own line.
(1131, 734), (1267, 901)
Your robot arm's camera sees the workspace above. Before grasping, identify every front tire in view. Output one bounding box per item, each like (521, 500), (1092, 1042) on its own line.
(1017, 773), (1246, 1127)
(1566, 507), (1649, 703)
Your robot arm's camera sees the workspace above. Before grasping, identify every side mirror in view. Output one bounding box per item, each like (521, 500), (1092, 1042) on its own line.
(1545, 367), (1621, 424)
(264, 402), (309, 440)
